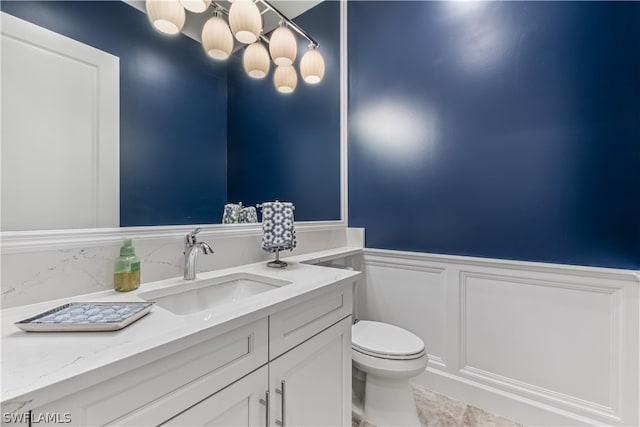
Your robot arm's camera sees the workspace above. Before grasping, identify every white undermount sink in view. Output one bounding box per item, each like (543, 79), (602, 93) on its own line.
(138, 273), (291, 315)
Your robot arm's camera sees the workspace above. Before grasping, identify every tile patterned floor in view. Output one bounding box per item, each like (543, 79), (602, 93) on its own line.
(353, 384), (524, 427)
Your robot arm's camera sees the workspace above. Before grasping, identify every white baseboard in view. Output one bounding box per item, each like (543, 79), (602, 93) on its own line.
(361, 248), (639, 426)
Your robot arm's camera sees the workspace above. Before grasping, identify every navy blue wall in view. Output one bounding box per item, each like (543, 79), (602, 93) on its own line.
(348, 1), (640, 269)
(2, 1), (228, 226)
(227, 1), (341, 221)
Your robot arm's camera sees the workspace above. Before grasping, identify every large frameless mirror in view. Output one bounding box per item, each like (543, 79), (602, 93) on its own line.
(0, 0), (341, 232)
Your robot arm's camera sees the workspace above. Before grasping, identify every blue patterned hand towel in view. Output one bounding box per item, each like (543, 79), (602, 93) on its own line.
(223, 203), (258, 224)
(241, 206), (258, 223)
(261, 201), (296, 252)
(222, 203), (242, 224)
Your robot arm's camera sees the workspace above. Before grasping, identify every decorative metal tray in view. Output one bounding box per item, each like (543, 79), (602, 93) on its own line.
(14, 302), (155, 332)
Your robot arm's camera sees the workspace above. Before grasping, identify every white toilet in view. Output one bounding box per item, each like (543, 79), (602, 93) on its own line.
(352, 320), (428, 426)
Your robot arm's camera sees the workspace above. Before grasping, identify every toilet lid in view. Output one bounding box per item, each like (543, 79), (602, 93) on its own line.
(352, 321), (425, 358)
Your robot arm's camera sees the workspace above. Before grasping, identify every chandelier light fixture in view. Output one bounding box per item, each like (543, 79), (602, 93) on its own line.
(300, 46), (325, 84)
(145, 0), (325, 94)
(269, 25), (297, 66)
(243, 42), (270, 78)
(273, 65), (298, 93)
(179, 0), (211, 14)
(228, 0), (262, 44)
(201, 14), (233, 60)
(146, 0), (186, 35)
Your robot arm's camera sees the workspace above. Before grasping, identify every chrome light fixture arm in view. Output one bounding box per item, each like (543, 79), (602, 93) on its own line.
(208, 0), (319, 48)
(258, 0), (319, 48)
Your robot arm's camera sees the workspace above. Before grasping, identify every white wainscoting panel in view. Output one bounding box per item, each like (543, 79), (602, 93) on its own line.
(362, 259), (446, 367)
(461, 272), (617, 410)
(0, 12), (119, 231)
(362, 249), (639, 426)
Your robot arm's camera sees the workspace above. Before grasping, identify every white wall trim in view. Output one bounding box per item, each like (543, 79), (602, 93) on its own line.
(459, 270), (629, 294)
(423, 365), (616, 427)
(361, 248), (639, 426)
(459, 366), (620, 420)
(364, 248), (640, 283)
(0, 221), (347, 254)
(340, 0), (349, 226)
(365, 258), (445, 275)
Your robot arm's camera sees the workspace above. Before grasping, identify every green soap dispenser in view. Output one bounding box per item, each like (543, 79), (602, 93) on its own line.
(114, 239), (141, 292)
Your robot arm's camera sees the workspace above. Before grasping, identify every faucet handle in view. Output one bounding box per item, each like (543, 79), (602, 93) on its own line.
(185, 228), (202, 245)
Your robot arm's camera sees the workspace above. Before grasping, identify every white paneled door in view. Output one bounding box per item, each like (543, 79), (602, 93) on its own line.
(1, 12), (119, 231)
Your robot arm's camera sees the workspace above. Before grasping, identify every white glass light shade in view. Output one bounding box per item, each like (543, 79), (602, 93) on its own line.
(273, 65), (297, 93)
(146, 0), (186, 35)
(228, 0), (262, 44)
(300, 48), (325, 84)
(201, 16), (233, 60)
(243, 43), (270, 78)
(269, 27), (297, 66)
(179, 0), (211, 13)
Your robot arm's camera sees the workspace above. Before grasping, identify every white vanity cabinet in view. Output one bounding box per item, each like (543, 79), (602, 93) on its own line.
(161, 317), (352, 427)
(269, 317), (352, 427)
(29, 282), (353, 427)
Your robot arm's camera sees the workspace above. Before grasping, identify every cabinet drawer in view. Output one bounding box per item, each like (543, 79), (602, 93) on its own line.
(269, 283), (352, 359)
(161, 365), (268, 427)
(34, 319), (268, 427)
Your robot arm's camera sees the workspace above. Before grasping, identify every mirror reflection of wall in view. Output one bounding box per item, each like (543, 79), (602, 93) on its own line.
(0, 0), (340, 231)
(227, 0), (341, 223)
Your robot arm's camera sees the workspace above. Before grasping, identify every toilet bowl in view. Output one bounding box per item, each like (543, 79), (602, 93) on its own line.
(352, 321), (428, 426)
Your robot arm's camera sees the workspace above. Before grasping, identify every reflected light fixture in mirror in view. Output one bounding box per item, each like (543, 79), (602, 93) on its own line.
(300, 46), (325, 84)
(145, 0), (325, 92)
(244, 42), (270, 78)
(179, 0), (211, 13)
(201, 14), (233, 60)
(228, 0), (262, 44)
(269, 25), (297, 66)
(274, 65), (297, 93)
(146, 0), (185, 35)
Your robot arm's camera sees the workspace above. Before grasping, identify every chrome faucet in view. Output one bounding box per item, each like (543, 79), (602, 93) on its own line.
(183, 228), (213, 280)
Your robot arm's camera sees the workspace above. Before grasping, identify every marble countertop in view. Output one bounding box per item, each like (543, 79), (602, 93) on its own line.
(287, 246), (363, 265)
(0, 247), (362, 412)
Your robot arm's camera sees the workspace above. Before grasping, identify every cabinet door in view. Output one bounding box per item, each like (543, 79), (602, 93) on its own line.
(162, 366), (268, 427)
(269, 316), (352, 427)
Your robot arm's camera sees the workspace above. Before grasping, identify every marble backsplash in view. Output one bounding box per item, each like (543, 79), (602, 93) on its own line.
(1, 226), (362, 309)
